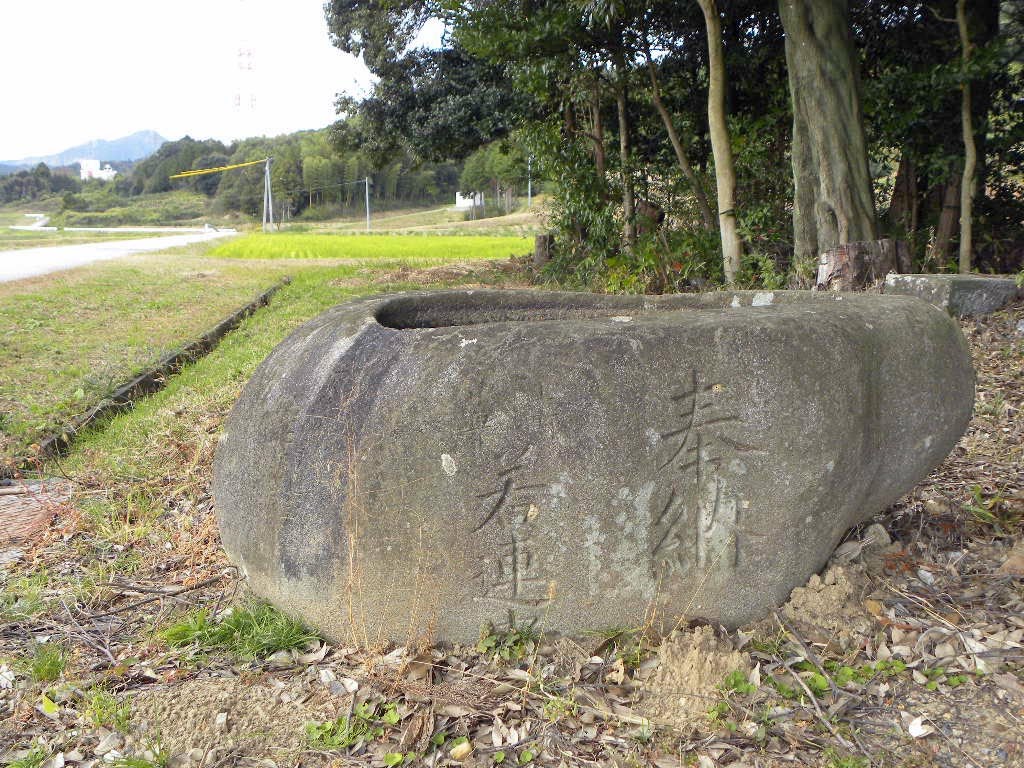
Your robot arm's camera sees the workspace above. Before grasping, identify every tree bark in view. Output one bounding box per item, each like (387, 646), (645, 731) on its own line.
(590, 79), (607, 181)
(957, 0), (976, 274)
(816, 238), (910, 291)
(697, 0), (742, 283)
(930, 178), (960, 266)
(614, 55), (636, 249)
(778, 0), (878, 267)
(886, 153), (918, 236)
(644, 53), (716, 232)
(534, 233), (554, 269)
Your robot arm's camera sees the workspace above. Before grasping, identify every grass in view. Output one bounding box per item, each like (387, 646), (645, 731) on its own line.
(209, 231), (533, 261)
(0, 570), (49, 621)
(49, 190), (212, 228)
(0, 246), (292, 460)
(0, 228), (166, 251)
(160, 601), (320, 659)
(83, 686), (132, 730)
(29, 642), (66, 682)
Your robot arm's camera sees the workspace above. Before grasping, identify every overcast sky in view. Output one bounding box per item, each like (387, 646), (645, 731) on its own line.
(0, 0), (380, 161)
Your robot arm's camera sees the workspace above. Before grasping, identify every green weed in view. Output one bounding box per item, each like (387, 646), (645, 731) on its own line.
(822, 747), (868, 768)
(542, 694), (579, 722)
(719, 669), (756, 696)
(7, 745), (51, 768)
(477, 615), (540, 663)
(0, 571), (49, 621)
(30, 642), (67, 682)
(964, 484), (1022, 536)
(305, 702), (397, 749)
(83, 687), (132, 730)
(160, 602), (320, 660)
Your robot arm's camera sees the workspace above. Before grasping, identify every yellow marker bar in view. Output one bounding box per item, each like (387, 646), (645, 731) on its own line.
(169, 158), (267, 179)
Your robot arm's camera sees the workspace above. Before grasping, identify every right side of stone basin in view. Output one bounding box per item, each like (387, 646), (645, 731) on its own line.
(213, 289), (975, 644)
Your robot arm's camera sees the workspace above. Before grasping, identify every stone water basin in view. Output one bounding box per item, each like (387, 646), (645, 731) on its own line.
(214, 289), (974, 643)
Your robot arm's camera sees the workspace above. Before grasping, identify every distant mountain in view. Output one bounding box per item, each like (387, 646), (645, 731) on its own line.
(2, 130), (168, 169)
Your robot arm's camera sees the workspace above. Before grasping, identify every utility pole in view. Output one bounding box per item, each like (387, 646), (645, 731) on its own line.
(262, 157), (273, 233)
(527, 155), (532, 208)
(365, 176), (371, 232)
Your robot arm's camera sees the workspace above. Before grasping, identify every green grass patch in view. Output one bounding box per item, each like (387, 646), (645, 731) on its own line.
(29, 642), (67, 682)
(209, 232), (532, 261)
(0, 570), (49, 621)
(0, 247), (291, 459)
(160, 601), (320, 659)
(83, 686), (132, 730)
(50, 190), (210, 228)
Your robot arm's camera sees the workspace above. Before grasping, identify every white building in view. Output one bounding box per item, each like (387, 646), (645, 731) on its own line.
(79, 159), (117, 181)
(454, 191), (484, 209)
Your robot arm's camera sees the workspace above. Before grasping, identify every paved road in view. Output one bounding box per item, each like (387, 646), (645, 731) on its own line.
(0, 230), (237, 284)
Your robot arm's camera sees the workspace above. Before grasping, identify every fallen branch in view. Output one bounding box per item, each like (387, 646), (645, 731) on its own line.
(88, 573), (227, 619)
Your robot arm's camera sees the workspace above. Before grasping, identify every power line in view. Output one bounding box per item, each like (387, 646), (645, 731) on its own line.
(169, 158), (266, 179)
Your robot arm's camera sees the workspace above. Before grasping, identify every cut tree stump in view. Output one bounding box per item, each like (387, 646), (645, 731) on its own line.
(534, 234), (554, 269)
(816, 239), (911, 291)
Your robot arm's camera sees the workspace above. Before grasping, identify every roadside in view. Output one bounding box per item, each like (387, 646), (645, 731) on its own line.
(0, 230), (236, 283)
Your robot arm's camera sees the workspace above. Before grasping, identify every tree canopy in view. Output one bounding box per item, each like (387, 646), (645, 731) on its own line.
(327, 0), (1023, 289)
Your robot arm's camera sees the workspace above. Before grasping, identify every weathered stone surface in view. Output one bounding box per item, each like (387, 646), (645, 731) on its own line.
(214, 290), (974, 644)
(884, 273), (1022, 317)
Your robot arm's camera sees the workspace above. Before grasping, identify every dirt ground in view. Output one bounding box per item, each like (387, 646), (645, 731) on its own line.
(1, 296), (1021, 768)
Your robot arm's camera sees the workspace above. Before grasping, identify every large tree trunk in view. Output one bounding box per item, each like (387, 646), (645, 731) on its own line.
(778, 0), (878, 267)
(697, 0), (742, 283)
(644, 54), (716, 232)
(614, 56), (636, 249)
(957, 0), (976, 274)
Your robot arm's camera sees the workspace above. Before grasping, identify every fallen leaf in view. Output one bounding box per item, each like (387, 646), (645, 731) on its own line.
(996, 541), (1024, 576)
(449, 741), (472, 760)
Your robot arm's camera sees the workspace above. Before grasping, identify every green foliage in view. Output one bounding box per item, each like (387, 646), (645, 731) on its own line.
(160, 602), (320, 660)
(719, 669), (756, 696)
(0, 162), (80, 204)
(822, 748), (868, 768)
(542, 695), (578, 722)
(53, 190), (207, 227)
(736, 251), (787, 290)
(477, 616), (540, 662)
(305, 701), (397, 750)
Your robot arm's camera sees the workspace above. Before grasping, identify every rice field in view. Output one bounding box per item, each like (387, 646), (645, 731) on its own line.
(209, 232), (533, 262)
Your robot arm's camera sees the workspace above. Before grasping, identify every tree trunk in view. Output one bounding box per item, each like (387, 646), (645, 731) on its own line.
(816, 238), (910, 291)
(778, 0), (878, 267)
(930, 178), (960, 266)
(614, 56), (636, 249)
(886, 153), (918, 236)
(957, 0), (976, 274)
(697, 0), (742, 283)
(644, 54), (716, 232)
(534, 234), (554, 269)
(591, 80), (607, 181)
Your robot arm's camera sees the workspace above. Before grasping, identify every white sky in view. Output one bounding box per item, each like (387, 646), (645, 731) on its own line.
(0, 0), (378, 161)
